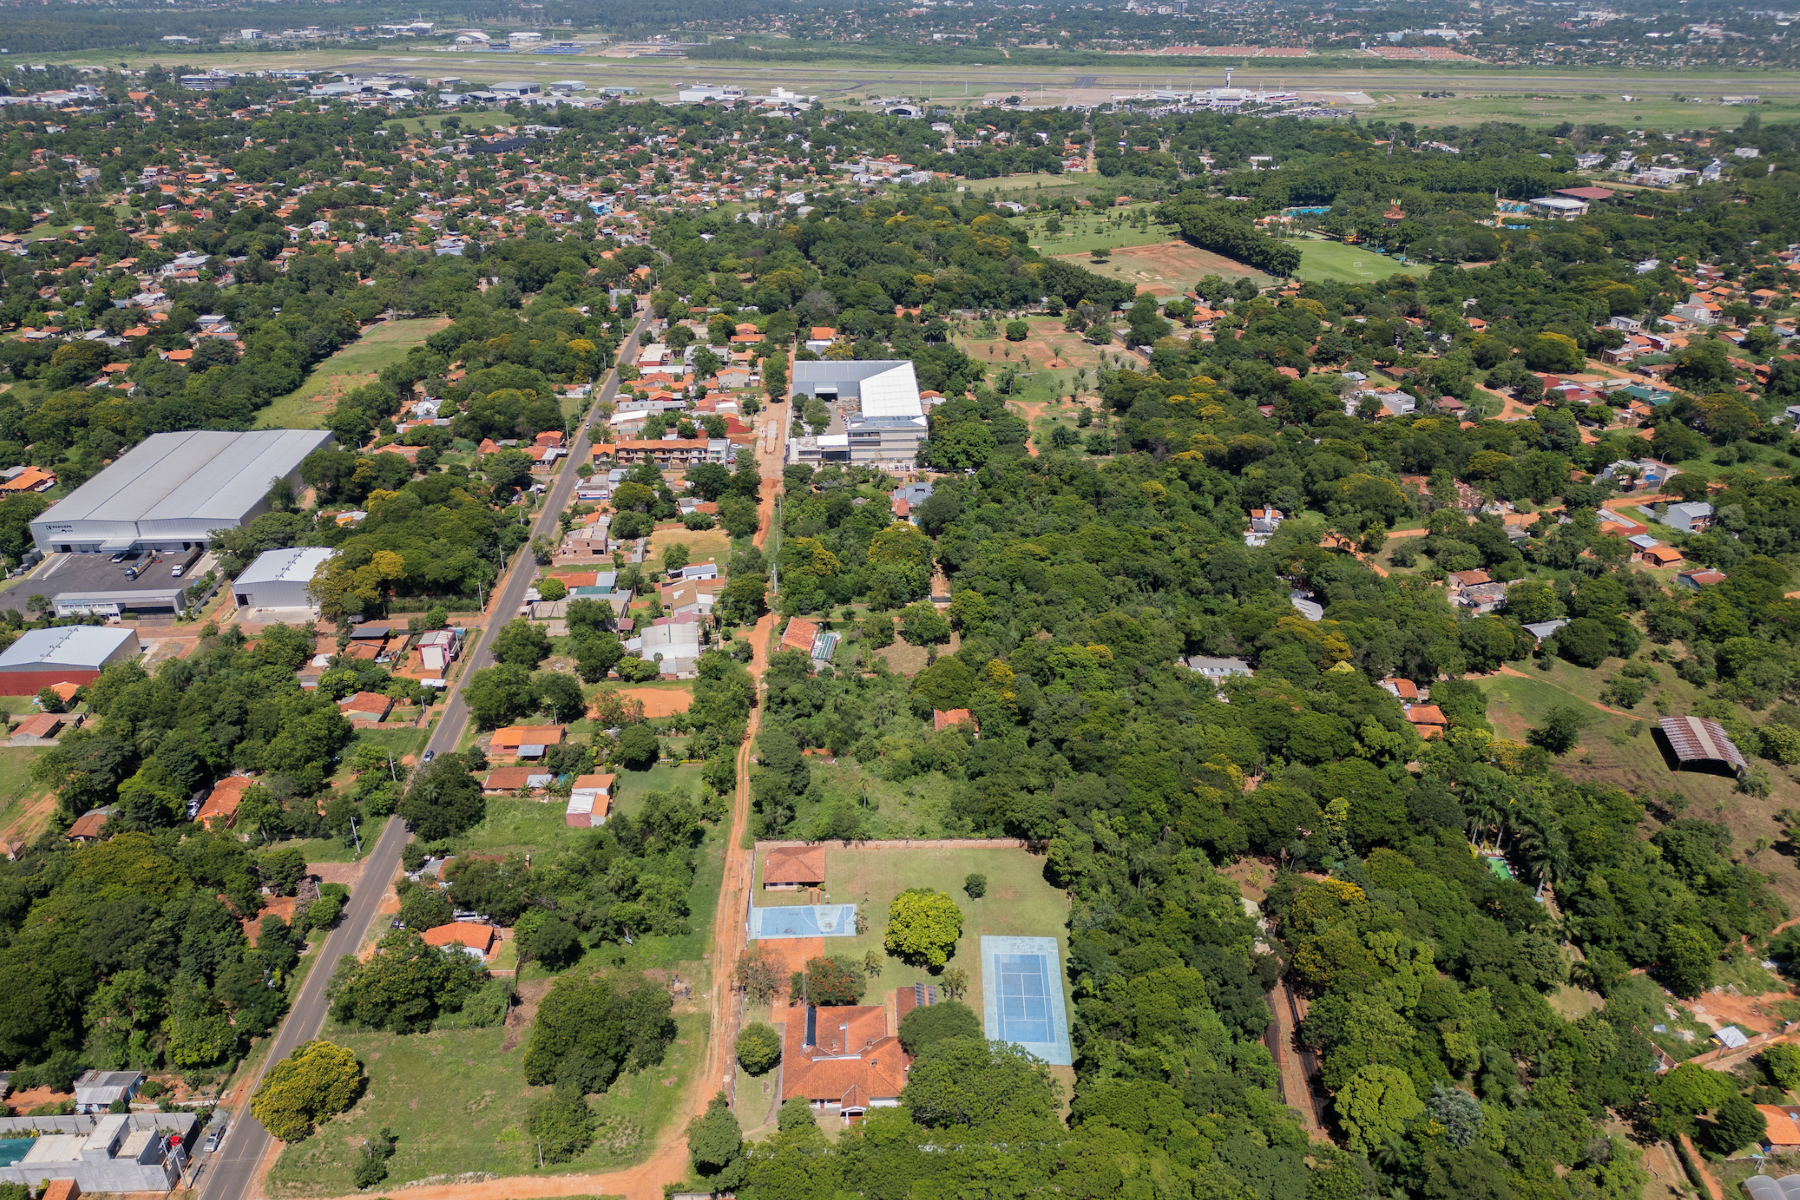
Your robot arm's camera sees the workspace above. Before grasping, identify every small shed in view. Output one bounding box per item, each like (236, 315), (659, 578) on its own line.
(1658, 715), (1748, 780)
(763, 845), (826, 890)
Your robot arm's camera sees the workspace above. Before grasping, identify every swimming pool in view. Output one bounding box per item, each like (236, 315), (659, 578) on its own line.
(0, 1138), (34, 1167)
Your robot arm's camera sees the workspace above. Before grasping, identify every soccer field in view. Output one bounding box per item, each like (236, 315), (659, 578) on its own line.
(1295, 239), (1417, 285)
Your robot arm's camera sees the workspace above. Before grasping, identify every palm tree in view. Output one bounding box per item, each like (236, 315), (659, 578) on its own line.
(1515, 813), (1570, 902)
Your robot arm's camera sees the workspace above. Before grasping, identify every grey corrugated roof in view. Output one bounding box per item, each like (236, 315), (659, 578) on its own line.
(0, 625), (134, 671)
(47, 430), (331, 525)
(1660, 715), (1748, 772)
(236, 546), (335, 586)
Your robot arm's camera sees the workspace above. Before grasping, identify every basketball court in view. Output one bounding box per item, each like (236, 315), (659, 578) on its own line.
(747, 903), (858, 939)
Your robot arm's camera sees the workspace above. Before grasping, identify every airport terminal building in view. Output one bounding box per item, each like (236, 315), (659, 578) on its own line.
(30, 429), (331, 557)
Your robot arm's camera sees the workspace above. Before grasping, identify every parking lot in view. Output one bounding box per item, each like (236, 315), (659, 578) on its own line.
(0, 551), (213, 618)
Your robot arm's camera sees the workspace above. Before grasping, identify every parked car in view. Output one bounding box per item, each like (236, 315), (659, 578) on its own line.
(204, 1121), (227, 1153)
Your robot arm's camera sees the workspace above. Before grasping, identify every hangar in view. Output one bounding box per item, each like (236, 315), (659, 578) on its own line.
(233, 546), (335, 611)
(30, 429), (332, 557)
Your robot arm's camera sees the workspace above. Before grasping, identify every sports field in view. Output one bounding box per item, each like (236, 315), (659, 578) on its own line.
(1292, 238), (1417, 285)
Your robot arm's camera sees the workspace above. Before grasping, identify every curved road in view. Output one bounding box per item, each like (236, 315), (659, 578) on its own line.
(194, 306), (654, 1200)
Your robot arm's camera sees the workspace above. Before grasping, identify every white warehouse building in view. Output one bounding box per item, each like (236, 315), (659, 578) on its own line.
(232, 546), (336, 611)
(30, 429), (332, 557)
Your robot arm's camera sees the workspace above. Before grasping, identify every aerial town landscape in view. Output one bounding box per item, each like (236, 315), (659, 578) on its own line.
(4, 0), (1800, 1199)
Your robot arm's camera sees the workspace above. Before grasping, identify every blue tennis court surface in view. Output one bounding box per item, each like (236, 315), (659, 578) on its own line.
(981, 935), (1072, 1065)
(748, 903), (857, 939)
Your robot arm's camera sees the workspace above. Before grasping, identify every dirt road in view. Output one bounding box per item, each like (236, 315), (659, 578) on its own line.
(292, 401), (791, 1200)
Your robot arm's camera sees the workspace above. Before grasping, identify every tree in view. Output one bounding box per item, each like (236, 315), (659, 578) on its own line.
(1761, 1042), (1800, 1091)
(735, 1022), (782, 1074)
(689, 1092), (745, 1183)
(1659, 924), (1718, 998)
(251, 1039), (365, 1142)
(514, 908), (582, 971)
(898, 602), (952, 648)
(616, 723), (661, 770)
(1650, 1063), (1735, 1137)
(1555, 617), (1614, 668)
(399, 754), (486, 840)
(1426, 1084), (1485, 1148)
(902, 1037), (1058, 1129)
(737, 946), (783, 1003)
(1709, 1094), (1768, 1155)
(1527, 705), (1590, 756)
(464, 663), (535, 729)
(537, 577), (568, 602)
(533, 671), (585, 724)
(791, 955), (865, 1006)
(526, 1089), (595, 1162)
(327, 930), (488, 1031)
(719, 495), (760, 539)
(1335, 1064), (1423, 1155)
(493, 619), (552, 668)
(963, 872), (987, 899)
(897, 998), (982, 1056)
(522, 973), (676, 1090)
(885, 889), (964, 967)
(352, 1127), (397, 1189)
(863, 612), (896, 650)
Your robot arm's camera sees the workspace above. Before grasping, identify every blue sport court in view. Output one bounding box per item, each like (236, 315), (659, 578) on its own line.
(747, 903), (857, 939)
(980, 935), (1073, 1065)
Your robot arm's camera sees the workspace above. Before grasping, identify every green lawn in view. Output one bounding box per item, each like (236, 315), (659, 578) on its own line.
(0, 746), (49, 838)
(278, 835), (364, 865)
(1293, 237), (1417, 285)
(756, 845), (1071, 1031)
(353, 725), (430, 762)
(255, 317), (451, 430)
(264, 1011), (708, 1197)
(1015, 207), (1178, 257)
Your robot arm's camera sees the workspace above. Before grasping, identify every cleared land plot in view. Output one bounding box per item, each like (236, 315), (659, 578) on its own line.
(754, 844), (1071, 1027)
(956, 316), (1106, 374)
(1477, 658), (1800, 916)
(264, 1011), (706, 1197)
(646, 526), (732, 569)
(256, 317), (451, 430)
(616, 683), (693, 718)
(1054, 240), (1273, 294)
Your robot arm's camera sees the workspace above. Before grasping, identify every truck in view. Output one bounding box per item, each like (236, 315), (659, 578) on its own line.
(170, 547), (204, 578)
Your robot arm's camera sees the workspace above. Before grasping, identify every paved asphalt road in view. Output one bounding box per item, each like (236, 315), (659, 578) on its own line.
(195, 306), (654, 1200)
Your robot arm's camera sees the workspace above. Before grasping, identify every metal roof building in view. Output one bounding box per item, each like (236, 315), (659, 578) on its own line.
(0, 625), (139, 694)
(30, 429), (332, 556)
(1658, 715), (1748, 779)
(232, 546), (335, 611)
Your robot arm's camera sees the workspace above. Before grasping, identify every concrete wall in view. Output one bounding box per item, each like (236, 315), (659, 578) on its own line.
(0, 1111), (193, 1192)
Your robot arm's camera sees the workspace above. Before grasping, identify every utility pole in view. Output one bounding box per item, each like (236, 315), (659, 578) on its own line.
(349, 815), (362, 857)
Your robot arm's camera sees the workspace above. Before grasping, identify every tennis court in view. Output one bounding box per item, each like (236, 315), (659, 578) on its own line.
(747, 903), (858, 939)
(980, 935), (1073, 1065)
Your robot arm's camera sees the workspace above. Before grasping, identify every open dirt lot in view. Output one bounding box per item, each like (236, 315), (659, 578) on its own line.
(1054, 239), (1273, 294)
(617, 684), (693, 718)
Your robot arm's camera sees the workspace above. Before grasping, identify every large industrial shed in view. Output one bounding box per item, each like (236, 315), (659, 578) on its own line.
(233, 547), (335, 611)
(0, 626), (139, 694)
(29, 429), (332, 557)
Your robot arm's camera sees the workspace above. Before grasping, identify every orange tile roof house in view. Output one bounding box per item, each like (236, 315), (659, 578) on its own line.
(566, 773), (615, 827)
(488, 725), (566, 755)
(779, 616), (821, 656)
(420, 922), (497, 957)
(933, 708), (977, 734)
(782, 1001), (910, 1121)
(337, 691), (394, 722)
(196, 775), (254, 829)
(67, 806), (115, 841)
(482, 766), (550, 796)
(763, 845), (826, 889)
(1405, 705), (1448, 739)
(9, 712), (66, 743)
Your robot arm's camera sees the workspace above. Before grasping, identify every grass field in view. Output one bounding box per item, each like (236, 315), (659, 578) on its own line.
(1475, 656), (1800, 916)
(0, 746), (52, 844)
(1053, 239), (1273, 294)
(1292, 236), (1418, 284)
(255, 317), (451, 430)
(646, 527), (732, 572)
(264, 1011), (707, 1197)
